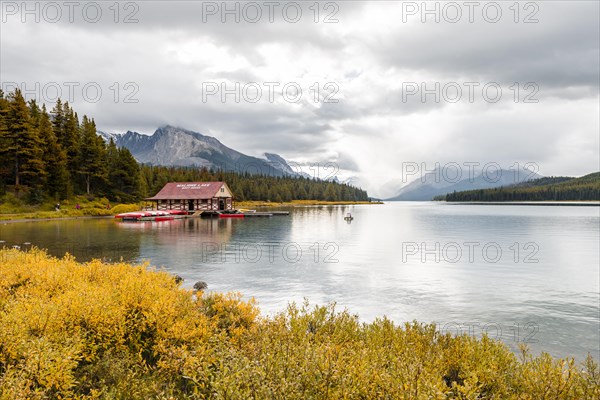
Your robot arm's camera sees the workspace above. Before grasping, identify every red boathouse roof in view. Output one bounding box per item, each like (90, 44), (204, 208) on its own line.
(146, 182), (230, 200)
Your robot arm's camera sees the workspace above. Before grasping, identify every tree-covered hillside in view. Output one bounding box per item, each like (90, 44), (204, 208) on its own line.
(0, 89), (369, 204)
(0, 89), (142, 203)
(436, 173), (600, 202)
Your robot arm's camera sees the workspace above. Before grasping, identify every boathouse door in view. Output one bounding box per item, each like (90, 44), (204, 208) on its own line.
(219, 199), (225, 210)
(188, 200), (194, 211)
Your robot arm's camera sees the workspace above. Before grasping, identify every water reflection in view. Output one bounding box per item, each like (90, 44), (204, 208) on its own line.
(0, 218), (142, 261)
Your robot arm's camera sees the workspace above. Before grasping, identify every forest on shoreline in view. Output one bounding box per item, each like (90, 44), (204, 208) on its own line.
(435, 173), (600, 202)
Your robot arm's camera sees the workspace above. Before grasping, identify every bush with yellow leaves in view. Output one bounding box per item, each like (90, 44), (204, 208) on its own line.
(0, 248), (598, 399)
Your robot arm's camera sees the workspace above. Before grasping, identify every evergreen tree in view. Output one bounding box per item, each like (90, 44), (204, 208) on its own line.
(28, 99), (41, 123)
(77, 116), (107, 194)
(324, 183), (337, 201)
(0, 91), (10, 190)
(107, 139), (141, 201)
(1, 89), (46, 191)
(50, 98), (77, 195)
(50, 98), (65, 134)
(63, 103), (80, 174)
(51, 98), (65, 144)
(39, 105), (69, 198)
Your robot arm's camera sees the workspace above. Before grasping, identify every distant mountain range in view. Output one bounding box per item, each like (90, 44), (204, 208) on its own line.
(386, 168), (543, 201)
(99, 126), (546, 199)
(98, 125), (306, 178)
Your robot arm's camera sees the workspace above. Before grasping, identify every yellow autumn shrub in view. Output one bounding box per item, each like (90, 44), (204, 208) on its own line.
(109, 204), (141, 215)
(0, 248), (223, 399)
(0, 248), (598, 399)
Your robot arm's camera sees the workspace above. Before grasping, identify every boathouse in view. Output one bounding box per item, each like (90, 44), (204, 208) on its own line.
(146, 182), (234, 212)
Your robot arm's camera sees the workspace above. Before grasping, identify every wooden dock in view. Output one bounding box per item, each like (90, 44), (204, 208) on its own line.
(199, 210), (290, 218)
(243, 211), (290, 217)
(243, 212), (273, 217)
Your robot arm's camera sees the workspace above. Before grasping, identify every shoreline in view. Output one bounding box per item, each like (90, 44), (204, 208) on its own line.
(0, 215), (114, 225)
(0, 200), (382, 224)
(440, 201), (600, 207)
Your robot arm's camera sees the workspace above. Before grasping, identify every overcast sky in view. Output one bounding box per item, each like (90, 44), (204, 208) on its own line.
(1, 0), (598, 197)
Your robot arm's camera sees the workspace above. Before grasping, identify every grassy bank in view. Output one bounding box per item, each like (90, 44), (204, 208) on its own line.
(235, 199), (383, 208)
(0, 248), (598, 399)
(0, 197), (380, 222)
(0, 194), (140, 221)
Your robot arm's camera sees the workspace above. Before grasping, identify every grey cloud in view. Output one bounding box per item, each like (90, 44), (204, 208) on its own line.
(1, 0), (597, 195)
(334, 152), (360, 172)
(365, 2), (599, 94)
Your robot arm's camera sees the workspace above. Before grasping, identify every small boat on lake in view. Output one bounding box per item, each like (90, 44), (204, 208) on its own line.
(218, 210), (245, 218)
(344, 213), (354, 221)
(218, 211), (245, 218)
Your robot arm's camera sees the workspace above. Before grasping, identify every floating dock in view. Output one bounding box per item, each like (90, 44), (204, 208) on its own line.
(117, 209), (290, 222)
(203, 210), (289, 218)
(243, 212), (273, 217)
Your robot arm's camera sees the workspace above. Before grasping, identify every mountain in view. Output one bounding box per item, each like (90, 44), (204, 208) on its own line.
(439, 172), (600, 202)
(386, 168), (543, 201)
(103, 125), (300, 177)
(97, 130), (121, 143)
(262, 152), (299, 176)
(333, 176), (362, 188)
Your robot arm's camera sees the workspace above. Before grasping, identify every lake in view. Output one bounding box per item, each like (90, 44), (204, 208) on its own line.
(1, 202), (598, 362)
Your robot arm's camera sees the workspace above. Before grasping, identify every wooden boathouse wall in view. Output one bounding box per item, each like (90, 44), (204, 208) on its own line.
(146, 182), (234, 211)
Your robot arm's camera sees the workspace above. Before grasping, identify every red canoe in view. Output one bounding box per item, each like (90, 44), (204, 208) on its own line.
(219, 213), (245, 218)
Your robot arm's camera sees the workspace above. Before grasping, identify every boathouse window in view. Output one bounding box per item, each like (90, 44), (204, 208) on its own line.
(221, 188), (224, 192)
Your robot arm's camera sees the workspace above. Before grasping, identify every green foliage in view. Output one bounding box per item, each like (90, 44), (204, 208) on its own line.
(77, 116), (108, 195)
(438, 173), (600, 202)
(59, 101), (81, 174)
(0, 89), (46, 191)
(0, 249), (598, 399)
(106, 139), (142, 203)
(109, 203), (141, 215)
(0, 194), (138, 220)
(0, 90), (141, 203)
(36, 104), (69, 199)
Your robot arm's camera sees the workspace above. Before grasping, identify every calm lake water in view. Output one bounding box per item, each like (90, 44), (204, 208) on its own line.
(1, 202), (598, 361)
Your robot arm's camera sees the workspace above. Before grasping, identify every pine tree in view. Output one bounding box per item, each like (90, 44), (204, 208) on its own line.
(2, 89), (46, 192)
(63, 103), (80, 174)
(50, 98), (77, 194)
(51, 98), (65, 144)
(0, 91), (11, 189)
(28, 99), (41, 123)
(77, 116), (107, 194)
(324, 183), (337, 201)
(107, 140), (141, 201)
(39, 104), (69, 198)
